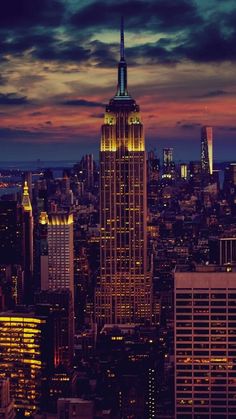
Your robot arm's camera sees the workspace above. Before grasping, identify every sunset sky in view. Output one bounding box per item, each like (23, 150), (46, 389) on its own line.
(1, 0), (236, 161)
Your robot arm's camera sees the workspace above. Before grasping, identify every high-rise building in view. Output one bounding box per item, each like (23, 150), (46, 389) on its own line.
(180, 163), (188, 180)
(175, 265), (236, 418)
(209, 236), (236, 265)
(0, 310), (55, 416)
(21, 181), (34, 304)
(40, 213), (74, 297)
(0, 201), (21, 265)
(95, 20), (152, 325)
(163, 148), (173, 167)
(0, 379), (15, 419)
(201, 126), (213, 175)
(35, 289), (74, 367)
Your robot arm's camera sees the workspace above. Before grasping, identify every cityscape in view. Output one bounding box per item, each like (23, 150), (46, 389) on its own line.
(1, 1), (236, 419)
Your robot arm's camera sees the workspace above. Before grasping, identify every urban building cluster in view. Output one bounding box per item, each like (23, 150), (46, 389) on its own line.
(0, 24), (236, 419)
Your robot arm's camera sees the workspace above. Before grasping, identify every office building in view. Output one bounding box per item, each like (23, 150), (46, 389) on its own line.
(95, 20), (152, 325)
(35, 289), (74, 367)
(21, 181), (34, 304)
(0, 310), (55, 416)
(209, 236), (236, 265)
(175, 265), (236, 418)
(180, 164), (188, 180)
(40, 213), (74, 297)
(163, 148), (173, 168)
(0, 201), (21, 266)
(201, 126), (213, 176)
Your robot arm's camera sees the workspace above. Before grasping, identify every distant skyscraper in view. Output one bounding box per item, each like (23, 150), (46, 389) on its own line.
(0, 201), (21, 265)
(21, 181), (34, 304)
(180, 163), (187, 180)
(163, 148), (173, 167)
(95, 20), (152, 325)
(201, 126), (213, 175)
(40, 213), (74, 297)
(175, 266), (236, 418)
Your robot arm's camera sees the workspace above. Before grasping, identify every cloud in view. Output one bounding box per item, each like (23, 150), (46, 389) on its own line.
(70, 0), (201, 33)
(0, 0), (65, 28)
(29, 111), (44, 116)
(191, 90), (230, 99)
(177, 122), (201, 130)
(0, 93), (29, 105)
(61, 98), (104, 107)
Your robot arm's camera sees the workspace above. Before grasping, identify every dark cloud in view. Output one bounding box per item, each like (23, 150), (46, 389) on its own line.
(218, 126), (236, 132)
(29, 111), (43, 116)
(70, 0), (201, 33)
(62, 99), (104, 107)
(177, 122), (201, 130)
(0, 93), (29, 105)
(91, 113), (104, 119)
(0, 0), (65, 28)
(176, 23), (236, 62)
(191, 90), (230, 99)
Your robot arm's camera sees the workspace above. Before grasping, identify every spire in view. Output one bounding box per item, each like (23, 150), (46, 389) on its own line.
(116, 16), (128, 97)
(22, 181), (32, 212)
(120, 16), (125, 61)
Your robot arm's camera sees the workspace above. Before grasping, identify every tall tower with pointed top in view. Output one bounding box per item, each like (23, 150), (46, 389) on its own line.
(95, 21), (152, 325)
(201, 126), (213, 176)
(21, 181), (34, 304)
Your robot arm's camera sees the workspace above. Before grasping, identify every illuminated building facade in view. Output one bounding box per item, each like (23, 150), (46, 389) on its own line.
(201, 126), (213, 176)
(163, 148), (173, 167)
(21, 181), (34, 304)
(95, 21), (152, 325)
(0, 311), (55, 417)
(175, 266), (236, 418)
(40, 213), (74, 296)
(180, 163), (188, 180)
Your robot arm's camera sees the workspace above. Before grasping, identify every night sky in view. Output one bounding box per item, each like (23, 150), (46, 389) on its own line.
(1, 0), (236, 161)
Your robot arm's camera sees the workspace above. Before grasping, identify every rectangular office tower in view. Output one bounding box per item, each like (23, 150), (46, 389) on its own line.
(175, 266), (236, 418)
(40, 212), (74, 296)
(0, 311), (55, 416)
(95, 21), (152, 325)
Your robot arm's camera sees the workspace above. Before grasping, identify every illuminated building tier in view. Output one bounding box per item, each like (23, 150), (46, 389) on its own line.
(201, 126), (213, 176)
(0, 313), (54, 417)
(95, 20), (152, 325)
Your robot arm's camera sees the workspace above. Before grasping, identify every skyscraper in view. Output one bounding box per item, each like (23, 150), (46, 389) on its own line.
(163, 148), (173, 167)
(201, 126), (213, 175)
(21, 181), (34, 304)
(175, 265), (236, 418)
(0, 310), (55, 416)
(39, 213), (74, 297)
(95, 20), (152, 325)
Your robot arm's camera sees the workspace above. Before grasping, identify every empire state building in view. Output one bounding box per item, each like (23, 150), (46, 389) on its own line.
(95, 21), (152, 325)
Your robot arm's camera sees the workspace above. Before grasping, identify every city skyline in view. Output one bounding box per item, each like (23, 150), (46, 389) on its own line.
(0, 1), (236, 161)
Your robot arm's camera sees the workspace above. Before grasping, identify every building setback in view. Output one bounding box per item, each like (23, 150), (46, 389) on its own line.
(95, 20), (152, 325)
